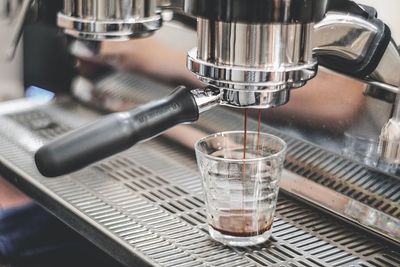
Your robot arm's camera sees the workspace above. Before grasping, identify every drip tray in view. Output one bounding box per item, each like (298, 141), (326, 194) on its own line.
(0, 104), (399, 267)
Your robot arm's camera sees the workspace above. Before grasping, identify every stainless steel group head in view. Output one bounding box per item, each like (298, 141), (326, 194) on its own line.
(184, 0), (327, 109)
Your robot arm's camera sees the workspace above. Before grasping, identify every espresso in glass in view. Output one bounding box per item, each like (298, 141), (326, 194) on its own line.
(195, 131), (287, 246)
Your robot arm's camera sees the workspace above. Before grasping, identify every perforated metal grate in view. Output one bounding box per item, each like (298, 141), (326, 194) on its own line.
(0, 108), (399, 267)
(7, 111), (71, 139)
(96, 151), (400, 267)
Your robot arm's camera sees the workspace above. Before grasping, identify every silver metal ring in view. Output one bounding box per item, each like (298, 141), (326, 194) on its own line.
(187, 48), (317, 90)
(219, 87), (290, 109)
(187, 48), (317, 108)
(57, 13), (162, 40)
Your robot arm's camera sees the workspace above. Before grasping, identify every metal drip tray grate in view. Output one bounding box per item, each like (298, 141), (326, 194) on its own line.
(0, 107), (399, 267)
(283, 140), (400, 217)
(7, 111), (71, 139)
(94, 152), (399, 267)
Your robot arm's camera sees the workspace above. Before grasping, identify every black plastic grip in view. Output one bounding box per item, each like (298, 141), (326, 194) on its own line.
(35, 86), (199, 177)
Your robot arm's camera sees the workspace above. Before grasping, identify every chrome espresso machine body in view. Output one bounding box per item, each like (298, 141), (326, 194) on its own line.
(0, 0), (399, 266)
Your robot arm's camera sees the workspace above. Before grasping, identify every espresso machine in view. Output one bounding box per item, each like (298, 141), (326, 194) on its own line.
(33, 0), (400, 176)
(0, 0), (399, 266)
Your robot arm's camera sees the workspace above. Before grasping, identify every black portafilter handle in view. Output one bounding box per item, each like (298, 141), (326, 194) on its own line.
(35, 86), (199, 177)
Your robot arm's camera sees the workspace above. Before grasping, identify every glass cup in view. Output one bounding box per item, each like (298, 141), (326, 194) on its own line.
(195, 131), (287, 246)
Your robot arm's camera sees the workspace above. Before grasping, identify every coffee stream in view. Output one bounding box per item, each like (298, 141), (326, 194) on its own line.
(257, 109), (262, 153)
(243, 109), (263, 161)
(243, 108), (248, 160)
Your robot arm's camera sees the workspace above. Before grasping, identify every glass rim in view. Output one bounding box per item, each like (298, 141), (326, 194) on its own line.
(194, 131), (287, 163)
